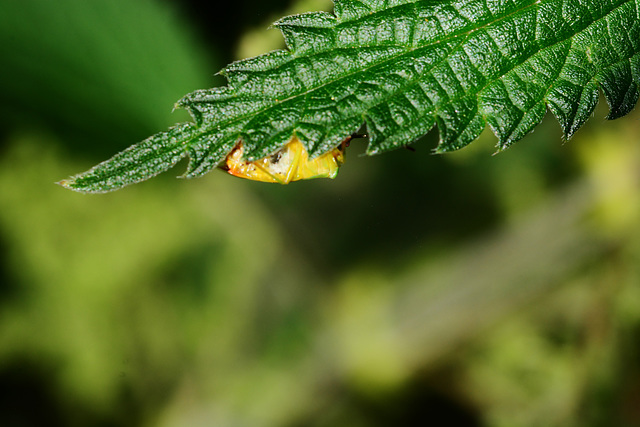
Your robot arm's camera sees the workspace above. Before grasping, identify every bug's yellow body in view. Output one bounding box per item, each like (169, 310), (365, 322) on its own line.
(221, 136), (348, 184)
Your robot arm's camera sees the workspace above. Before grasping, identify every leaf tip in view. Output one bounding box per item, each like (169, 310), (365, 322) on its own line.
(56, 178), (71, 188)
(431, 146), (446, 155)
(432, 142), (455, 155)
(56, 177), (86, 193)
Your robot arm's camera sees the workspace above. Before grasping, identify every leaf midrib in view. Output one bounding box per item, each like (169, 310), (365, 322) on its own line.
(187, 2), (537, 134)
(189, 0), (634, 157)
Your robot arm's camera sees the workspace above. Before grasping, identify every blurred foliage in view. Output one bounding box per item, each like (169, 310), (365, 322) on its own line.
(0, 1), (639, 427)
(0, 0), (213, 156)
(236, 0), (333, 60)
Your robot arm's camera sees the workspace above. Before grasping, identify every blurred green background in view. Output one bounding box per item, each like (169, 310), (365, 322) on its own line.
(1, 1), (639, 426)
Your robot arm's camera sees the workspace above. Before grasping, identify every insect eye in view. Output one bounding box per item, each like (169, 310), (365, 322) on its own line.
(270, 152), (282, 164)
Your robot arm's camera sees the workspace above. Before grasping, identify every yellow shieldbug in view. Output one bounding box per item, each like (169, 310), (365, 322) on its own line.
(220, 135), (353, 184)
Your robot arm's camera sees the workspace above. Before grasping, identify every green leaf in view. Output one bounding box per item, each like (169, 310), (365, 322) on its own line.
(58, 123), (195, 193)
(61, 0), (640, 193)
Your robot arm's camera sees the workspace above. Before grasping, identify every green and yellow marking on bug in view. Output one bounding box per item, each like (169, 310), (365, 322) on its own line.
(220, 135), (353, 184)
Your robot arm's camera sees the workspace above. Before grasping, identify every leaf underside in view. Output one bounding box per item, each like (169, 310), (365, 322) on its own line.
(62, 0), (640, 193)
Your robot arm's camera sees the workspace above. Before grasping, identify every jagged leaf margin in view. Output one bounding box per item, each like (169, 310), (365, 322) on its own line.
(61, 0), (640, 193)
